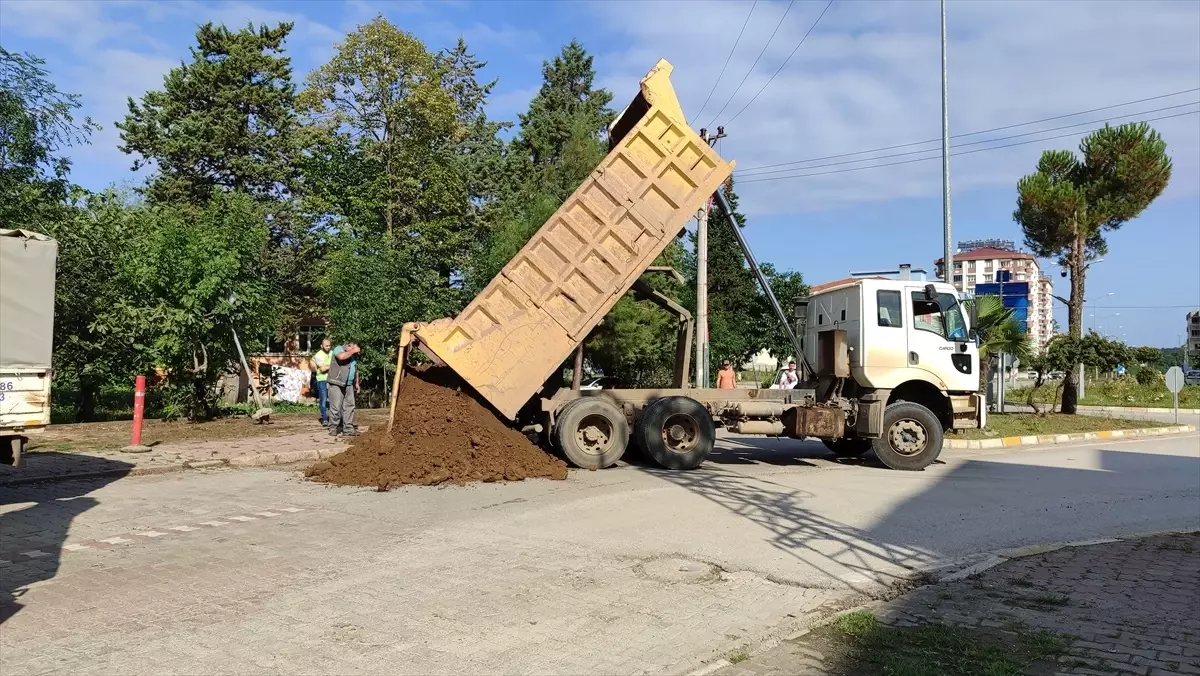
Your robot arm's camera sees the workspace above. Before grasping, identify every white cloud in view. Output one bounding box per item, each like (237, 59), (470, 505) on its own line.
(587, 0), (1200, 216)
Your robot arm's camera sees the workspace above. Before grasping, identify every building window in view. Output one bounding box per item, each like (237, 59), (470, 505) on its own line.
(262, 333), (287, 355)
(878, 290), (902, 327)
(967, 275), (976, 284)
(1017, 273), (1026, 281)
(298, 323), (326, 353)
(1191, 328), (1200, 338)
(967, 261), (976, 272)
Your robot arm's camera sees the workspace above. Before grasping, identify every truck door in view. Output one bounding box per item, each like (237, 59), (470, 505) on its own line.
(905, 289), (970, 387)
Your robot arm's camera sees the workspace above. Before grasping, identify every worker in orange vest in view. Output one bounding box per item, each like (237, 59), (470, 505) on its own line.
(715, 360), (737, 389)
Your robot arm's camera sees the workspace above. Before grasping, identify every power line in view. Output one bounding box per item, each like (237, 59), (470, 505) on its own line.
(691, 0), (757, 126)
(738, 101), (1199, 178)
(737, 87), (1200, 173)
(1091, 305), (1200, 310)
(726, 0), (835, 126)
(706, 0), (796, 128)
(737, 108), (1200, 184)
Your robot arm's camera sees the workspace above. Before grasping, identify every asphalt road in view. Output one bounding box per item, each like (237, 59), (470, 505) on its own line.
(3, 432), (1198, 675)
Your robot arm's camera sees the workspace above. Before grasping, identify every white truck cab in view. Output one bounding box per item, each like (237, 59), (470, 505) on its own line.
(797, 278), (985, 467)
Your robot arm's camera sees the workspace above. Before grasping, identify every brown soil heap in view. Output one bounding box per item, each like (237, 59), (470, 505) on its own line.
(305, 366), (567, 489)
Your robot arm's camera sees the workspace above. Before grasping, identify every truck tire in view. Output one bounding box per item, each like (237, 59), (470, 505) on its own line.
(822, 436), (872, 458)
(554, 398), (629, 470)
(636, 396), (715, 470)
(872, 402), (943, 471)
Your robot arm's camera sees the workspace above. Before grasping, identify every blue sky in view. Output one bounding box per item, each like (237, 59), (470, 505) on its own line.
(3, 0), (1198, 348)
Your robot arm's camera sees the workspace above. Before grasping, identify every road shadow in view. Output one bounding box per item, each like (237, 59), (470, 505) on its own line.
(642, 446), (1200, 598)
(0, 458), (133, 625)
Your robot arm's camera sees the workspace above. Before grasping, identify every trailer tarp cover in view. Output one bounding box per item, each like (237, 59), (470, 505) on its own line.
(0, 228), (58, 369)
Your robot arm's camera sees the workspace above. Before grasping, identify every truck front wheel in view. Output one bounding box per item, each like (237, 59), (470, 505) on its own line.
(872, 402), (943, 471)
(554, 398), (629, 470)
(636, 396), (715, 470)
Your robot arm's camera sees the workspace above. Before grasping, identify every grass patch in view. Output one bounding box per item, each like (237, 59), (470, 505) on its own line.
(953, 413), (1171, 440)
(727, 650), (749, 664)
(811, 611), (1070, 676)
(1010, 380), (1200, 408)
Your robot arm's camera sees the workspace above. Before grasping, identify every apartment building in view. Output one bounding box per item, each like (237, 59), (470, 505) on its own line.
(1188, 311), (1200, 356)
(935, 240), (1055, 352)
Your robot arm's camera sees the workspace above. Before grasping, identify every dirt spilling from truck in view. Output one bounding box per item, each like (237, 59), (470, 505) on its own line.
(305, 366), (567, 489)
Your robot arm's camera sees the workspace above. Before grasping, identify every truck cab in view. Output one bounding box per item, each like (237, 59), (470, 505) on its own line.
(800, 278), (985, 465)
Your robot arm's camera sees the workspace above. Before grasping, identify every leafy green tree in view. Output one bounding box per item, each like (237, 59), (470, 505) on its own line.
(0, 47), (98, 230)
(753, 263), (809, 366)
(117, 22), (300, 204)
(1130, 346), (1161, 366)
(318, 231), (459, 389)
(1079, 331), (1130, 373)
(105, 192), (279, 420)
(1014, 122), (1171, 413)
(40, 189), (141, 421)
(299, 17), (457, 237)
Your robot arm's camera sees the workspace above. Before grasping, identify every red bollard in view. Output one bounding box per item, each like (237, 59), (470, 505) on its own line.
(122, 375), (152, 453)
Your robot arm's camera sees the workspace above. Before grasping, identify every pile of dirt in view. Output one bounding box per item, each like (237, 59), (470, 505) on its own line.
(305, 366), (567, 489)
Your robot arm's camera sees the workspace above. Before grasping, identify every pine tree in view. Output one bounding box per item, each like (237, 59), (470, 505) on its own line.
(1013, 122), (1170, 413)
(117, 22), (300, 205)
(511, 40), (614, 198)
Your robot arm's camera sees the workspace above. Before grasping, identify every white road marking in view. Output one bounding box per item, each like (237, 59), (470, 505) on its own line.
(254, 512), (280, 517)
(198, 521), (228, 527)
(169, 526), (198, 532)
(137, 531), (170, 538)
(20, 550), (50, 558)
(279, 507), (303, 513)
(63, 544), (92, 552)
(100, 537), (132, 545)
(228, 516), (256, 522)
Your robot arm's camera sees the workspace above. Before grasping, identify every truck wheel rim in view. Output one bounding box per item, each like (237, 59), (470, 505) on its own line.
(661, 414), (699, 454)
(576, 414), (614, 456)
(888, 419), (927, 456)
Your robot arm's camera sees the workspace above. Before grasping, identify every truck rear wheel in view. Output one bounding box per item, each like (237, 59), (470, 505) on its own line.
(822, 436), (872, 458)
(554, 398), (629, 470)
(636, 396), (715, 470)
(872, 402), (943, 471)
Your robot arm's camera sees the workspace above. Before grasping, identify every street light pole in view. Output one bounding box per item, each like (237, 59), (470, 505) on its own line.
(940, 0), (953, 284)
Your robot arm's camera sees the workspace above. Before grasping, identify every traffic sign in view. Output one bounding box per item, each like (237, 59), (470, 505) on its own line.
(1165, 366), (1185, 424)
(1166, 366), (1186, 394)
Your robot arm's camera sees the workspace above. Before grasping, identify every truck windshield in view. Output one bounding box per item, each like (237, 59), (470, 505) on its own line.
(911, 291), (968, 341)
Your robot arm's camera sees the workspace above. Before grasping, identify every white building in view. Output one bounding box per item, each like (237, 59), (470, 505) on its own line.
(935, 241), (1055, 352)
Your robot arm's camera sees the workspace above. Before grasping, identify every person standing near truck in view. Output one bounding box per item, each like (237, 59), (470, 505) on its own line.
(716, 360), (737, 389)
(327, 342), (361, 437)
(312, 338), (333, 427)
(779, 360), (799, 389)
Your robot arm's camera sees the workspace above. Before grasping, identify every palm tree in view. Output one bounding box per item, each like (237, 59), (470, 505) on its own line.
(967, 295), (1033, 398)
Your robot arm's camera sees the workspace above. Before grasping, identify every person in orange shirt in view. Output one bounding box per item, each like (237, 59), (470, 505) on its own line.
(715, 360), (737, 389)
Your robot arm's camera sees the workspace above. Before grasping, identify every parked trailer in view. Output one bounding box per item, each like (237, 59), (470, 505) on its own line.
(0, 228), (58, 466)
(395, 59), (984, 472)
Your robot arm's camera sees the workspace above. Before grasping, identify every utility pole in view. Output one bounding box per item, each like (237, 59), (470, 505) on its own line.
(696, 126), (725, 388)
(940, 0), (953, 284)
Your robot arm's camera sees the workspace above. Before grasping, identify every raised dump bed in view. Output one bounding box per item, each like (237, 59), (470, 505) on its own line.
(409, 59), (734, 421)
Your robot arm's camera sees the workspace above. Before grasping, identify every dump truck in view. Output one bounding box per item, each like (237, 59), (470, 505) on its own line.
(0, 228), (59, 467)
(394, 59), (984, 472)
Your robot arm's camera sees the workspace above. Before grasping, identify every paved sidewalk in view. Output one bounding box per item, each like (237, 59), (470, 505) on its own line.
(0, 428), (349, 485)
(715, 532), (1200, 675)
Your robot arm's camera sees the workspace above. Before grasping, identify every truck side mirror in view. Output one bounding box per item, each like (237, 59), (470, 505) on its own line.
(923, 284), (937, 301)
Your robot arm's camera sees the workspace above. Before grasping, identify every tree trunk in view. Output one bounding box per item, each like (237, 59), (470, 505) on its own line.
(1028, 373), (1046, 415)
(1061, 229), (1087, 414)
(79, 381), (98, 423)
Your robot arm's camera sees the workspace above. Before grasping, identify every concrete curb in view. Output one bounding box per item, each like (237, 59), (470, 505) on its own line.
(944, 423), (1196, 450)
(1077, 404), (1200, 415)
(0, 447), (337, 487)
